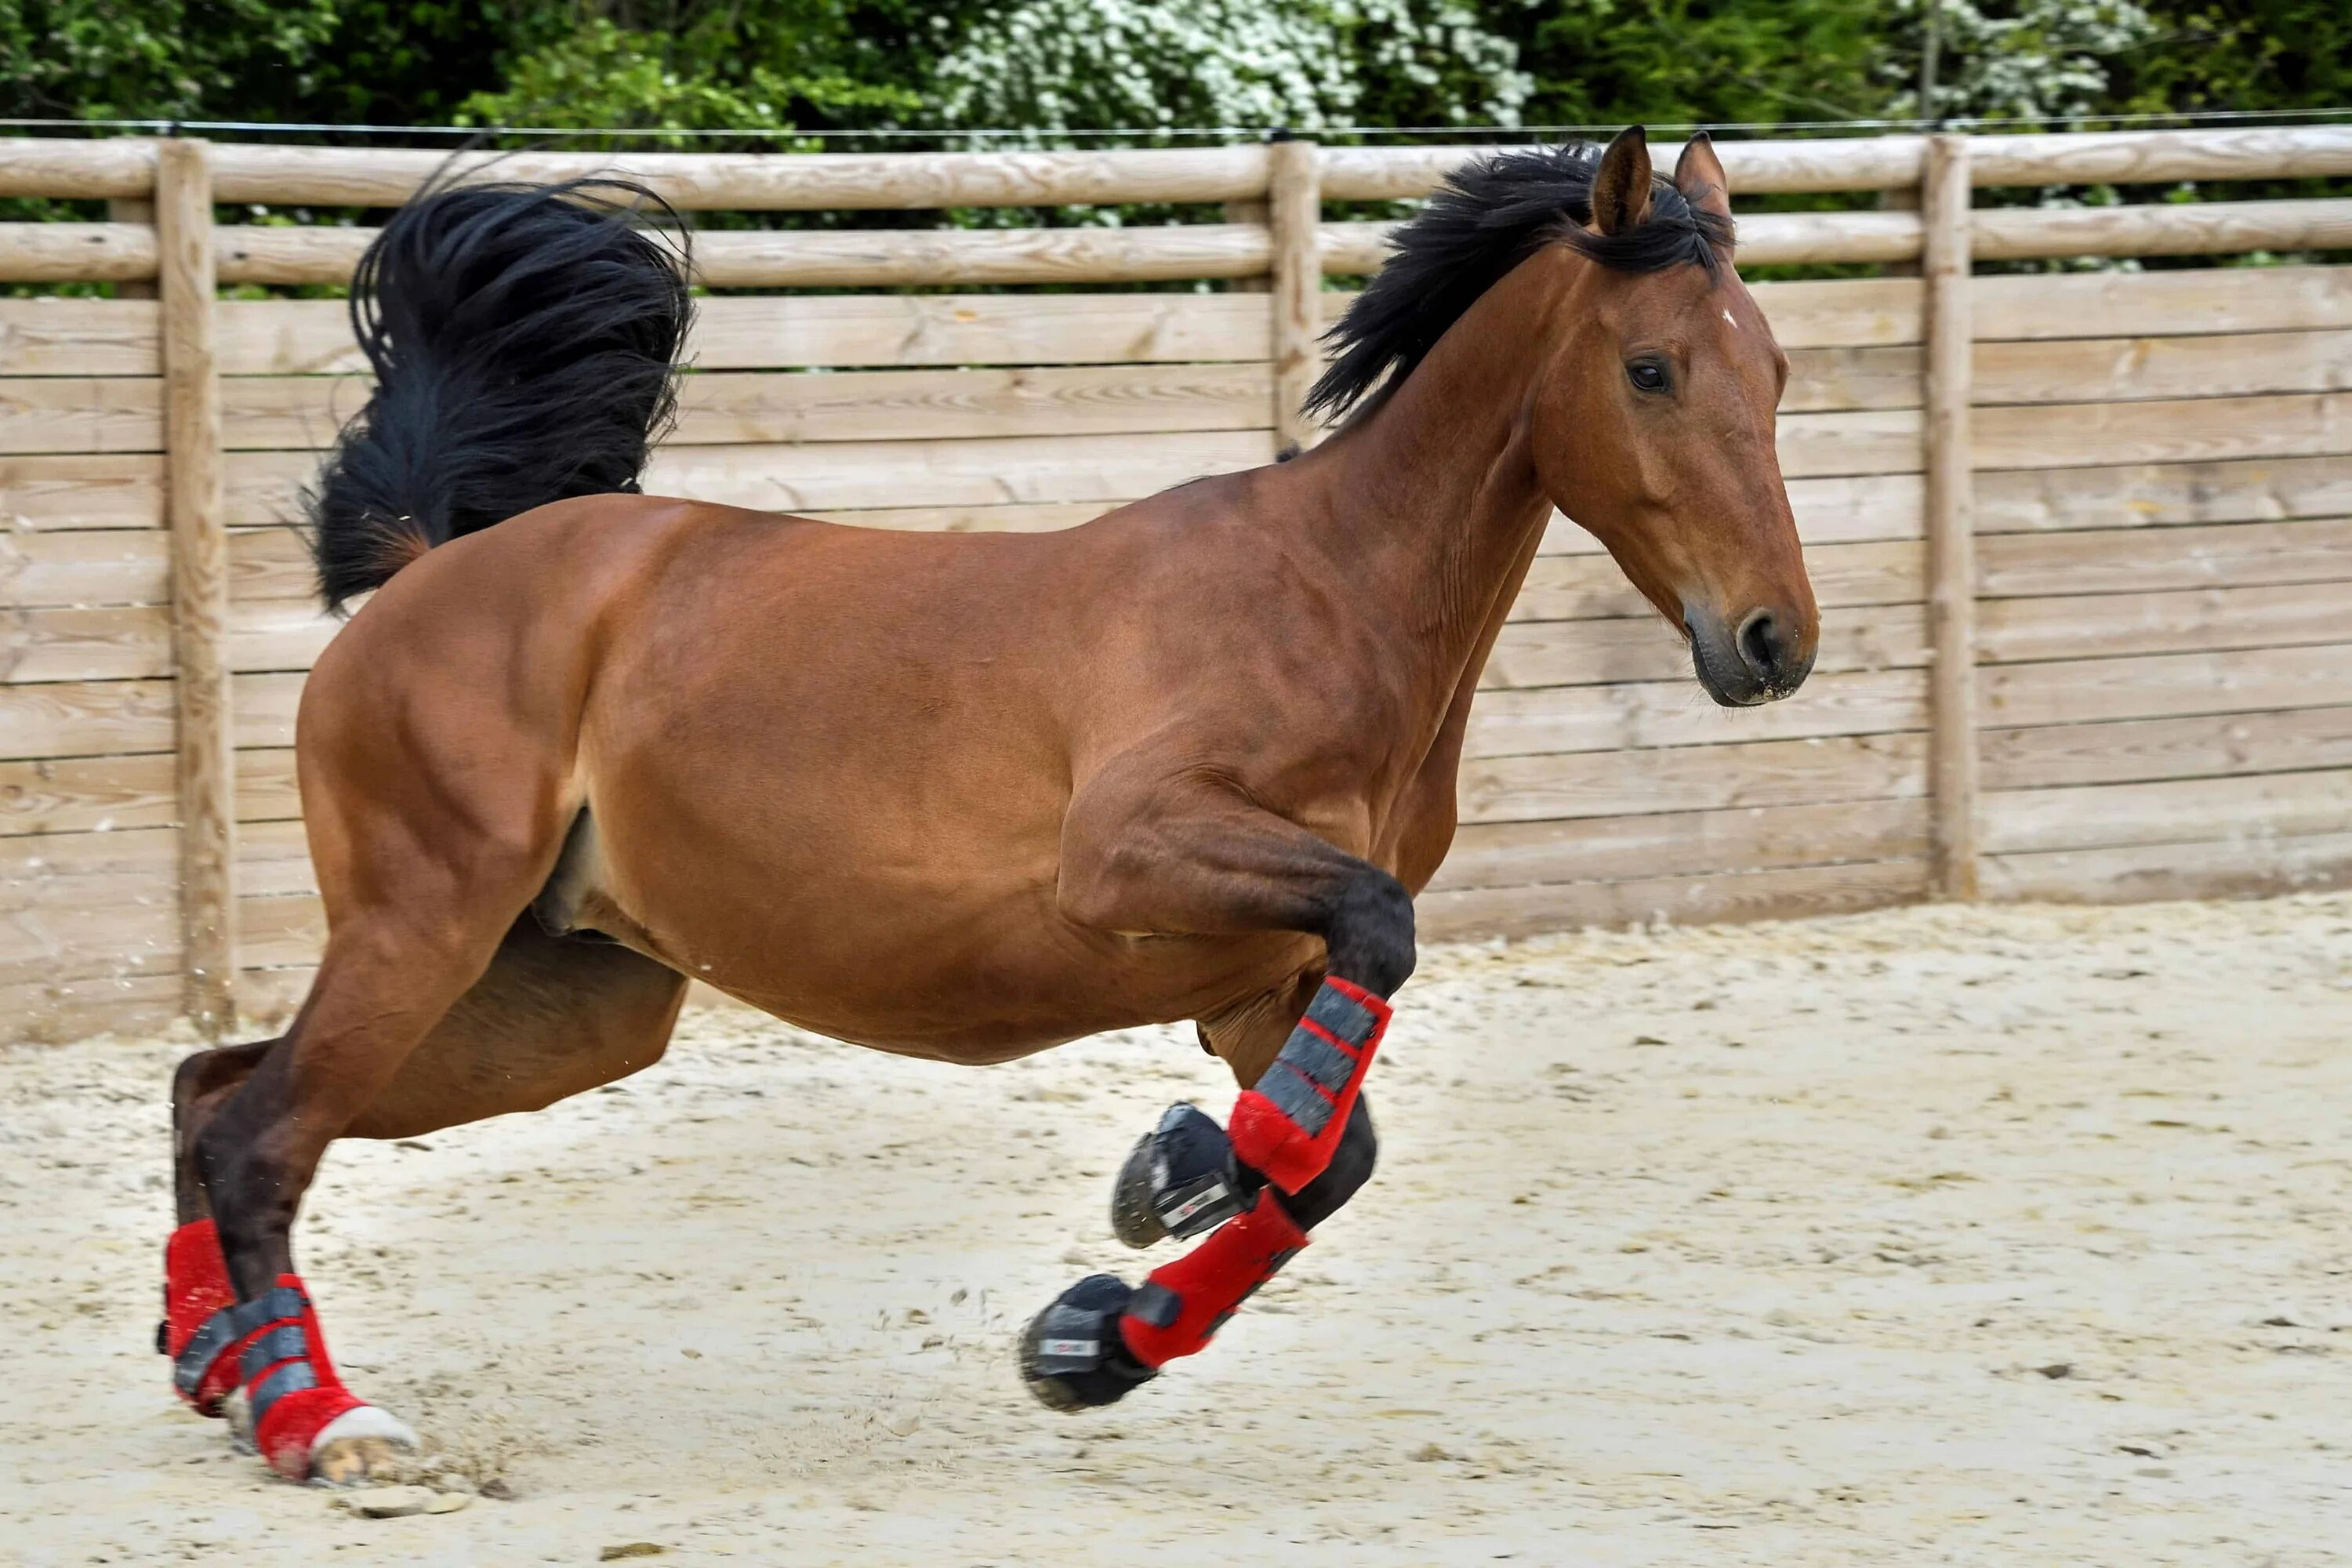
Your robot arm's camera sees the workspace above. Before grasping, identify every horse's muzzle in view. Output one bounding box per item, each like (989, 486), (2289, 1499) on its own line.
(1686, 604), (1816, 707)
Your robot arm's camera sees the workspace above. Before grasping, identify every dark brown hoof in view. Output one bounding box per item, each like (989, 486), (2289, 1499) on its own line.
(1018, 1275), (1158, 1412)
(1109, 1131), (1167, 1249)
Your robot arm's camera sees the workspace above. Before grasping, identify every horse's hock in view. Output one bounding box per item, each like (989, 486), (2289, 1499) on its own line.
(7, 127), (2352, 1043)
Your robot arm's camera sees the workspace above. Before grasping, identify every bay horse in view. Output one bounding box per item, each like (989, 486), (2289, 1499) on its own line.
(161, 127), (1817, 1483)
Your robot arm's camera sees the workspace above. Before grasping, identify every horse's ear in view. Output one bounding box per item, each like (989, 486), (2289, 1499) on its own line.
(1590, 125), (1653, 235)
(1674, 130), (1733, 220)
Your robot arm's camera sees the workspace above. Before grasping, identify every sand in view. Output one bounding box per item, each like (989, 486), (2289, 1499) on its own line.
(3, 894), (2349, 1566)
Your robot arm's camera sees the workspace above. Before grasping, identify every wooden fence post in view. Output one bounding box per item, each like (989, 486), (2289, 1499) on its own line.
(157, 137), (238, 1034)
(1267, 137), (1321, 451)
(1922, 132), (1978, 900)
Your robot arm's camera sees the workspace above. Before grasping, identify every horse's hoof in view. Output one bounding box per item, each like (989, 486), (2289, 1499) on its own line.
(1109, 1104), (1250, 1249)
(1019, 1274), (1159, 1412)
(305, 1406), (420, 1486)
(1109, 1131), (1168, 1249)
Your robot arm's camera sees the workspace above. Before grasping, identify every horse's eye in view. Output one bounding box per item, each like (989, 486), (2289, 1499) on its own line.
(1627, 358), (1671, 394)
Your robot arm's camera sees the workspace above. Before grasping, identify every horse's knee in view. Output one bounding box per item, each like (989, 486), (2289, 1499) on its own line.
(1282, 1095), (1377, 1231)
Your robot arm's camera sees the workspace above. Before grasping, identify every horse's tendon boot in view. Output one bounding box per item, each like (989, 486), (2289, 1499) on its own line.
(162, 1220), (239, 1414)
(1226, 977), (1389, 1194)
(1021, 1274), (1160, 1410)
(1116, 1191), (1309, 1367)
(1110, 1102), (1255, 1247)
(169, 1263), (417, 1481)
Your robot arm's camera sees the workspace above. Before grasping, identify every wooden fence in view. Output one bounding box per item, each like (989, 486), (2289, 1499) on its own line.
(4, 127), (2351, 1043)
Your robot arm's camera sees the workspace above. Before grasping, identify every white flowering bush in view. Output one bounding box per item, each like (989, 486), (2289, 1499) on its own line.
(931, 0), (1530, 140)
(1882, 0), (2159, 122)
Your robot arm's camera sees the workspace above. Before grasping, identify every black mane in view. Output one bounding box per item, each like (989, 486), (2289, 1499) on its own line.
(1305, 143), (1733, 423)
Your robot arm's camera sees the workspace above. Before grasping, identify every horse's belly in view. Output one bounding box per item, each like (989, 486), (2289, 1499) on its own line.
(578, 801), (1313, 1063)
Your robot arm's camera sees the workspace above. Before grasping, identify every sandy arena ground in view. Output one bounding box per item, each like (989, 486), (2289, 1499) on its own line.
(3, 895), (2349, 1566)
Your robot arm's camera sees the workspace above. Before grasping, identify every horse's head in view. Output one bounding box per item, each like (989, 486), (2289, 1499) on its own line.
(1529, 128), (1817, 707)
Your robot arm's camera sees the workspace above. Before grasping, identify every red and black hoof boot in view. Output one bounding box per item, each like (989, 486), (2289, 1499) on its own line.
(1109, 1103), (1254, 1250)
(1019, 1274), (1159, 1412)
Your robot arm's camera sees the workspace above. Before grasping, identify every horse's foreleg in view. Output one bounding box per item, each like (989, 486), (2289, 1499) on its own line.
(1023, 786), (1410, 1408)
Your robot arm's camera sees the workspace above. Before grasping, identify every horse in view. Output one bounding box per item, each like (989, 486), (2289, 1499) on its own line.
(158, 126), (1816, 1484)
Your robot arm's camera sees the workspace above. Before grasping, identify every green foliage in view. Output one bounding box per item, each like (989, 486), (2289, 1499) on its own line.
(0, 0), (2344, 145)
(457, 5), (931, 140)
(0, 0), (527, 123)
(1498, 1), (1897, 130)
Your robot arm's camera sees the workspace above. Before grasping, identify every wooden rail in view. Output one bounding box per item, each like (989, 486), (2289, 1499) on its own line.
(5, 194), (2345, 286)
(5, 124), (2352, 1037)
(7, 125), (2349, 206)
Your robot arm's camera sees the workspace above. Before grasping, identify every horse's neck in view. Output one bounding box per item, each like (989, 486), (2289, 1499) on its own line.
(1282, 264), (1561, 709)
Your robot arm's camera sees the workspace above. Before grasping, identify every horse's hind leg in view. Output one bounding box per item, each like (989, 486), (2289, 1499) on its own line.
(166, 916), (686, 1482)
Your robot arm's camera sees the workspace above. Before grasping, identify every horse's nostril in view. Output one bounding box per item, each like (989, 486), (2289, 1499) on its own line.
(1737, 609), (1780, 679)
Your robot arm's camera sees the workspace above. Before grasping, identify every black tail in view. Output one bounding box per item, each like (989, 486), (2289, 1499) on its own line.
(307, 179), (693, 612)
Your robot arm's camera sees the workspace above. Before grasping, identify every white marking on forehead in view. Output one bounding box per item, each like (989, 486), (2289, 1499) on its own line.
(1722, 308), (1740, 330)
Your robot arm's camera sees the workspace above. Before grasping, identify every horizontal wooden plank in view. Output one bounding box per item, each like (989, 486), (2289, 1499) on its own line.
(1983, 768), (2352, 857)
(1417, 857), (1927, 942)
(1978, 517), (2352, 598)
(212, 280), (1929, 383)
(1459, 731), (1926, 826)
(1971, 198), (2352, 263)
(1973, 392), (2352, 472)
(201, 141), (1275, 211)
(239, 891), (323, 969)
(1323, 201), (2352, 278)
(0, 752), (176, 835)
(0, 747), (296, 837)
(0, 222), (153, 283)
(0, 452), (162, 530)
(0, 377), (160, 456)
(219, 429), (1279, 524)
(1463, 667), (1925, 760)
(1427, 797), (1928, 893)
(216, 363), (1276, 452)
(2, 598), (341, 683)
(1510, 540), (1921, 623)
(1980, 580), (2352, 666)
(1780, 345), (1918, 413)
(0, 527), (169, 605)
(1975, 454), (2352, 534)
(221, 292), (1281, 376)
(211, 221), (1284, 289)
(0, 126), (2322, 211)
(1777, 409), (1922, 477)
(0, 969), (180, 1044)
(1326, 129), (2352, 203)
(1980, 642), (2352, 731)
(1759, 326), (2352, 420)
(41, 332), (2349, 465)
(1973, 265), (2352, 343)
(0, 895), (176, 990)
(2, 526), (312, 608)
(0, 677), (176, 760)
(0, 604), (165, 682)
(1981, 829), (2352, 905)
(0, 299), (159, 376)
(1748, 278), (1923, 349)
(1481, 606), (1929, 691)
(1982, 704), (2352, 792)
(1976, 327), (2352, 408)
